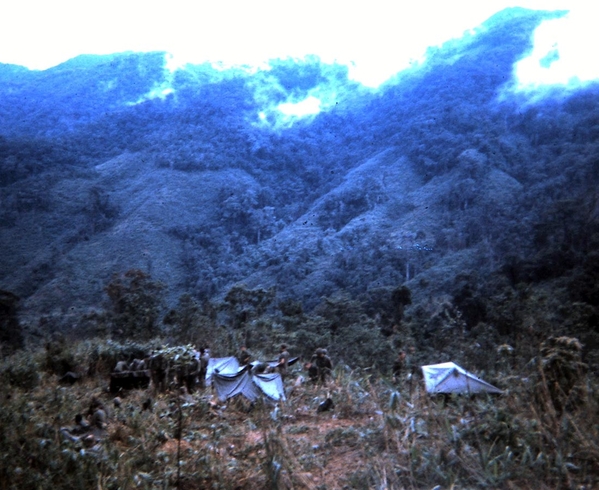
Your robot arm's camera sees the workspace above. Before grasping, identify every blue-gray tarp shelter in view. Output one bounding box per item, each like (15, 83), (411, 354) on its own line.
(207, 356), (287, 402)
(421, 362), (502, 394)
(206, 356), (240, 385)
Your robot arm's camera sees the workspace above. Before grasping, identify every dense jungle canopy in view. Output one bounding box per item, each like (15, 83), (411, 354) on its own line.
(0, 8), (597, 369)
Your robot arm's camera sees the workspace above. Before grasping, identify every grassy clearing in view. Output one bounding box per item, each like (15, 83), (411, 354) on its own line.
(0, 338), (597, 489)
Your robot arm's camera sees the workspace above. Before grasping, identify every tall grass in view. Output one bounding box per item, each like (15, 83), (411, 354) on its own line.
(1, 338), (597, 489)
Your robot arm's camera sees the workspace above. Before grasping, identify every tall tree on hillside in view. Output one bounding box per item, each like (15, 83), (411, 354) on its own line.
(105, 270), (165, 340)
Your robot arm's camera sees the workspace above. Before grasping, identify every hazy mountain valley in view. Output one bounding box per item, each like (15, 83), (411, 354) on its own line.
(1, 8), (598, 488)
(2, 8), (598, 355)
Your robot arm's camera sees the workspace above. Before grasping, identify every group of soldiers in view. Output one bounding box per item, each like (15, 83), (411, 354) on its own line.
(63, 345), (335, 447)
(147, 346), (211, 393)
(109, 346), (210, 394)
(60, 397), (108, 447)
(64, 344), (421, 447)
(237, 344), (334, 384)
(109, 342), (424, 398)
(110, 344), (336, 397)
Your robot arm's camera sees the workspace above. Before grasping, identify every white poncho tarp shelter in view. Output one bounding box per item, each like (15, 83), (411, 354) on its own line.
(207, 356), (286, 402)
(206, 356), (241, 385)
(421, 362), (502, 394)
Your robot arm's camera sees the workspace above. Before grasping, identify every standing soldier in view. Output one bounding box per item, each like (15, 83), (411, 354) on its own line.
(237, 345), (252, 366)
(182, 354), (200, 394)
(198, 347), (210, 389)
(276, 344), (290, 380)
(405, 345), (418, 396)
(392, 351), (407, 384)
(148, 351), (168, 393)
(311, 348), (333, 384)
(393, 347), (418, 395)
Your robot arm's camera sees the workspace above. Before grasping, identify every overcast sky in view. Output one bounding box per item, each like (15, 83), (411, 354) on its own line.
(0, 0), (596, 88)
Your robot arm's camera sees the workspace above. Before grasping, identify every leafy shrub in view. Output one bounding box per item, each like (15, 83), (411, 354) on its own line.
(539, 336), (588, 414)
(163, 293), (216, 346)
(1, 352), (41, 390)
(44, 334), (77, 376)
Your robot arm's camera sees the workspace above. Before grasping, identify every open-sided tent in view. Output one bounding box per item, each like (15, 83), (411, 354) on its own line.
(211, 368), (261, 402)
(212, 370), (285, 402)
(421, 362), (502, 394)
(207, 356), (286, 402)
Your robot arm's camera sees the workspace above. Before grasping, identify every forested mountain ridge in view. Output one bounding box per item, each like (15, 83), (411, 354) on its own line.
(1, 7), (598, 369)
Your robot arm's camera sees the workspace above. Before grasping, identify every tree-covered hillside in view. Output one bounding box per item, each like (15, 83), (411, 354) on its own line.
(0, 7), (598, 371)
